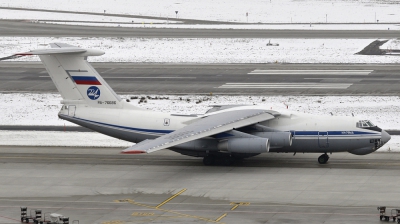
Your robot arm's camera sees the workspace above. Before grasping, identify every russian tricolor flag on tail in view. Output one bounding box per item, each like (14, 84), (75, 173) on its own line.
(72, 76), (102, 85)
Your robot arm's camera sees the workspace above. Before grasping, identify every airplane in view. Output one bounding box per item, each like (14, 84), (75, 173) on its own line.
(1, 43), (391, 165)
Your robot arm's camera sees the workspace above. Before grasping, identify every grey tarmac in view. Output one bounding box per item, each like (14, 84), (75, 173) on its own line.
(0, 146), (399, 223)
(1, 20), (400, 38)
(1, 62), (400, 95)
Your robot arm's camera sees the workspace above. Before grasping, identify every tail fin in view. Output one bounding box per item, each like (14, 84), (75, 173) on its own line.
(12, 43), (124, 108)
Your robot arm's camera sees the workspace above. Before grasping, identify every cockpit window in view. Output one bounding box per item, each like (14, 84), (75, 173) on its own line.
(356, 120), (375, 128)
(366, 121), (375, 127)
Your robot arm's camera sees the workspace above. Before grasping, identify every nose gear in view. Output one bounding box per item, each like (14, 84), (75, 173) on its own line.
(318, 153), (329, 164)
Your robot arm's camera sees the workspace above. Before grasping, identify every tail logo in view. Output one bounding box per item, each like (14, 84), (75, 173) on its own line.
(87, 86), (101, 100)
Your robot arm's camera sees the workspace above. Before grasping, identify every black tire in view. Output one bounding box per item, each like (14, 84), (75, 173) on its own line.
(318, 154), (328, 164)
(203, 156), (215, 166)
(324, 154), (330, 162)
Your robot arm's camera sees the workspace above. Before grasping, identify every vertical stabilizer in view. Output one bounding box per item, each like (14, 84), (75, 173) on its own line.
(31, 44), (123, 108)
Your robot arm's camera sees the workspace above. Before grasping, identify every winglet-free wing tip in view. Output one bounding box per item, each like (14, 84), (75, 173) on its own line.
(121, 150), (146, 154)
(0, 52), (32, 61)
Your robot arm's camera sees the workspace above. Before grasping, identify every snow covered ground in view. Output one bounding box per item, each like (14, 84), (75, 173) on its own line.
(1, 0), (399, 23)
(0, 130), (132, 147)
(2, 37), (400, 64)
(1, 8), (399, 30)
(0, 93), (399, 151)
(2, 93), (400, 128)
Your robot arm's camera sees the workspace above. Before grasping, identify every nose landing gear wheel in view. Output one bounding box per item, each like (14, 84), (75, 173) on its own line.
(318, 154), (329, 164)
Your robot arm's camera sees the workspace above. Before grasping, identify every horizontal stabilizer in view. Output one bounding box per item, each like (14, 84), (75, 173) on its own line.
(0, 44), (104, 61)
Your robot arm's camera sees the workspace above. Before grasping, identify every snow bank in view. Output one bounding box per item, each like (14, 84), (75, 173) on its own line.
(0, 130), (132, 147)
(1, 37), (400, 64)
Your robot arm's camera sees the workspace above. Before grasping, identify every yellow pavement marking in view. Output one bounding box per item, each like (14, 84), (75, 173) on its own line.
(230, 202), (250, 205)
(113, 189), (225, 224)
(230, 205), (239, 210)
(132, 216), (187, 223)
(155, 188), (186, 209)
(131, 212), (155, 216)
(102, 221), (125, 224)
(127, 198), (223, 223)
(215, 213), (227, 222)
(230, 202), (250, 210)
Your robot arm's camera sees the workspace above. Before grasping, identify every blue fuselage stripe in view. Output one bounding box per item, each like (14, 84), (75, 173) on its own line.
(65, 115), (380, 137)
(71, 116), (173, 134)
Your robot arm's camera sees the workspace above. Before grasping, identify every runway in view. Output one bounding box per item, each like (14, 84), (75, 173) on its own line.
(2, 20), (400, 38)
(0, 146), (399, 223)
(1, 62), (400, 95)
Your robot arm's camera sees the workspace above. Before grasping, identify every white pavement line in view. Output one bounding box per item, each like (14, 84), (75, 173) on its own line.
(248, 70), (373, 75)
(217, 83), (352, 89)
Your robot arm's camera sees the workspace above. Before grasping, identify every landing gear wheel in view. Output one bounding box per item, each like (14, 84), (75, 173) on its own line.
(203, 156), (215, 166)
(318, 154), (329, 164)
(223, 157), (235, 166)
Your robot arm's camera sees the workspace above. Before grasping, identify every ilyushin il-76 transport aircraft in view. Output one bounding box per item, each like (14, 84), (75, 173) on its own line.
(2, 43), (391, 165)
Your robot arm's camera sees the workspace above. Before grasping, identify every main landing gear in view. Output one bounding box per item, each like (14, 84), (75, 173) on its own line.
(203, 156), (215, 166)
(202, 155), (236, 166)
(318, 153), (329, 164)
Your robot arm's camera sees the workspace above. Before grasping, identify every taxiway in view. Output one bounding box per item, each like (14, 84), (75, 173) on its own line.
(0, 146), (399, 223)
(1, 20), (400, 38)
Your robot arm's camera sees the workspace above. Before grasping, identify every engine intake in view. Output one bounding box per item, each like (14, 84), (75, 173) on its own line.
(218, 138), (270, 153)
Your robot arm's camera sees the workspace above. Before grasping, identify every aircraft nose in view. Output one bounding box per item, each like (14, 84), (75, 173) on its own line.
(381, 130), (391, 144)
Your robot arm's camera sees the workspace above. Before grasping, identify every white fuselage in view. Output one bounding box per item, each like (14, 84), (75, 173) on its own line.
(59, 103), (383, 155)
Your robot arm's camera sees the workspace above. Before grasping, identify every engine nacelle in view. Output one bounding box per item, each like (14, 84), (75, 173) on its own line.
(250, 132), (292, 148)
(218, 138), (270, 153)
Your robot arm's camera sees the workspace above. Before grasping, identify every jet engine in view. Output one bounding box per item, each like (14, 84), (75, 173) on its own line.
(218, 138), (270, 153)
(250, 132), (292, 148)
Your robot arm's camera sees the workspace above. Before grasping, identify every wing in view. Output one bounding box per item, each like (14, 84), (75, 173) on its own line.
(122, 109), (278, 154)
